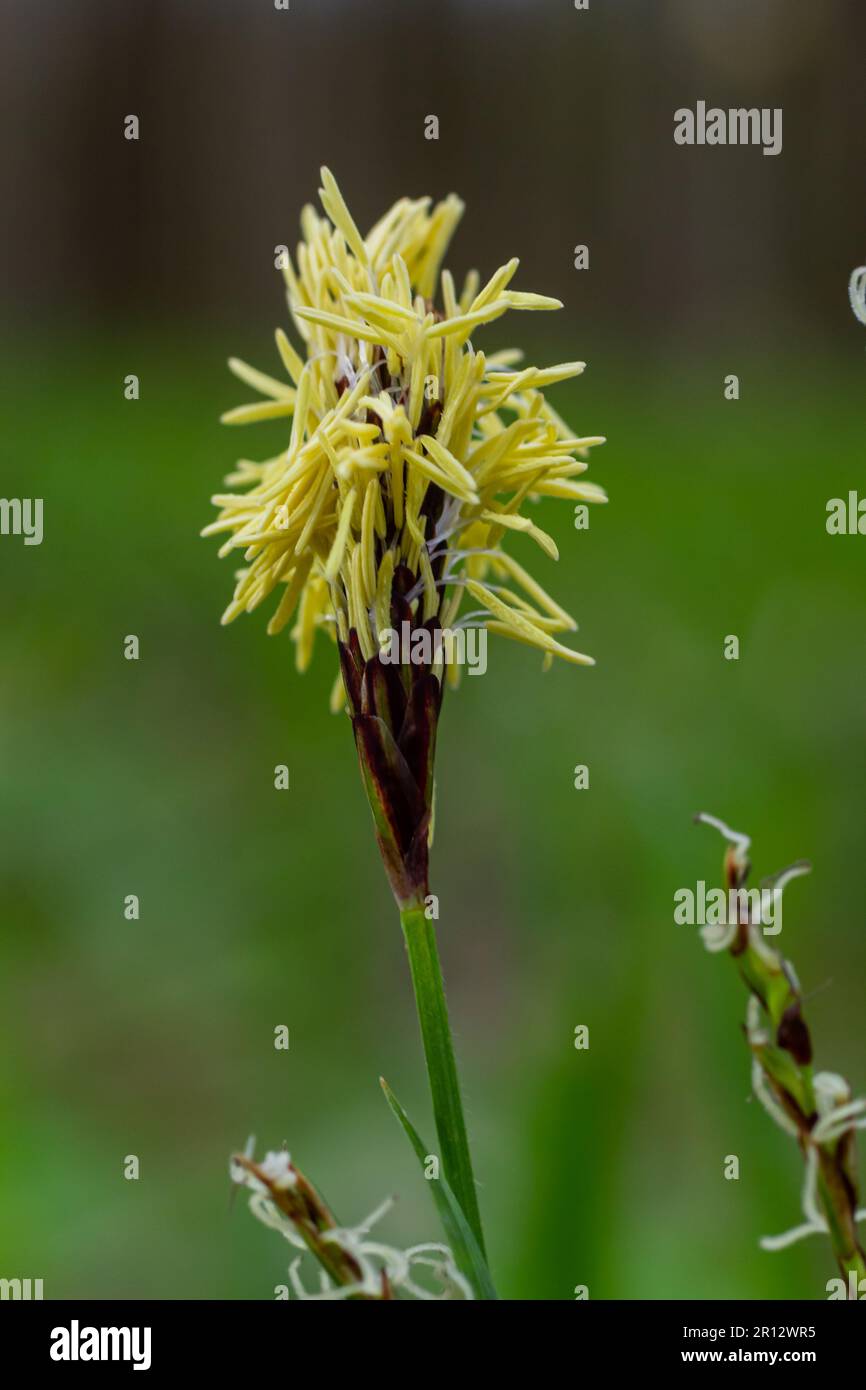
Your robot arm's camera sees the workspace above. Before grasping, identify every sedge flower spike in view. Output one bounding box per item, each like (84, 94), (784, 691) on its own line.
(208, 176), (606, 1265)
(230, 1144), (472, 1300)
(694, 815), (866, 1289)
(205, 167), (605, 672)
(204, 169), (606, 908)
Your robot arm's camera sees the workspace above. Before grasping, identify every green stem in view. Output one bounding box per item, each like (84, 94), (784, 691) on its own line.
(816, 1154), (866, 1286)
(400, 904), (486, 1255)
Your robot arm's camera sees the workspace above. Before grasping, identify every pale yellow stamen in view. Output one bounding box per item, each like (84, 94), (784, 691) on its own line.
(208, 170), (605, 687)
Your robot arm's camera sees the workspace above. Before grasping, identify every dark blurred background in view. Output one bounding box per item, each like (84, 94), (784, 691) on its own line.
(1, 0), (864, 1300)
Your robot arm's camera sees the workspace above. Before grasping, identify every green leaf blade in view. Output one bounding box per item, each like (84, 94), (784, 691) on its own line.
(380, 1077), (498, 1301)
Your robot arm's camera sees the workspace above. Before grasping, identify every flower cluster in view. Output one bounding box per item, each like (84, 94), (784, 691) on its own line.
(696, 814), (866, 1273)
(746, 1004), (866, 1253)
(230, 1142), (472, 1300)
(203, 168), (605, 710)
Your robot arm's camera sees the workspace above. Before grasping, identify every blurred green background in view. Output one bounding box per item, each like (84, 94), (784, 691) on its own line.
(1, 0), (865, 1300)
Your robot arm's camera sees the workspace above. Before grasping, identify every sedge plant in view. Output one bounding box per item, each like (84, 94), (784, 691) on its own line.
(694, 814), (866, 1296)
(204, 169), (605, 1296)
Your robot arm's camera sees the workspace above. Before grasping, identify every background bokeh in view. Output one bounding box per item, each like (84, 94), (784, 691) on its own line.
(1, 0), (864, 1300)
